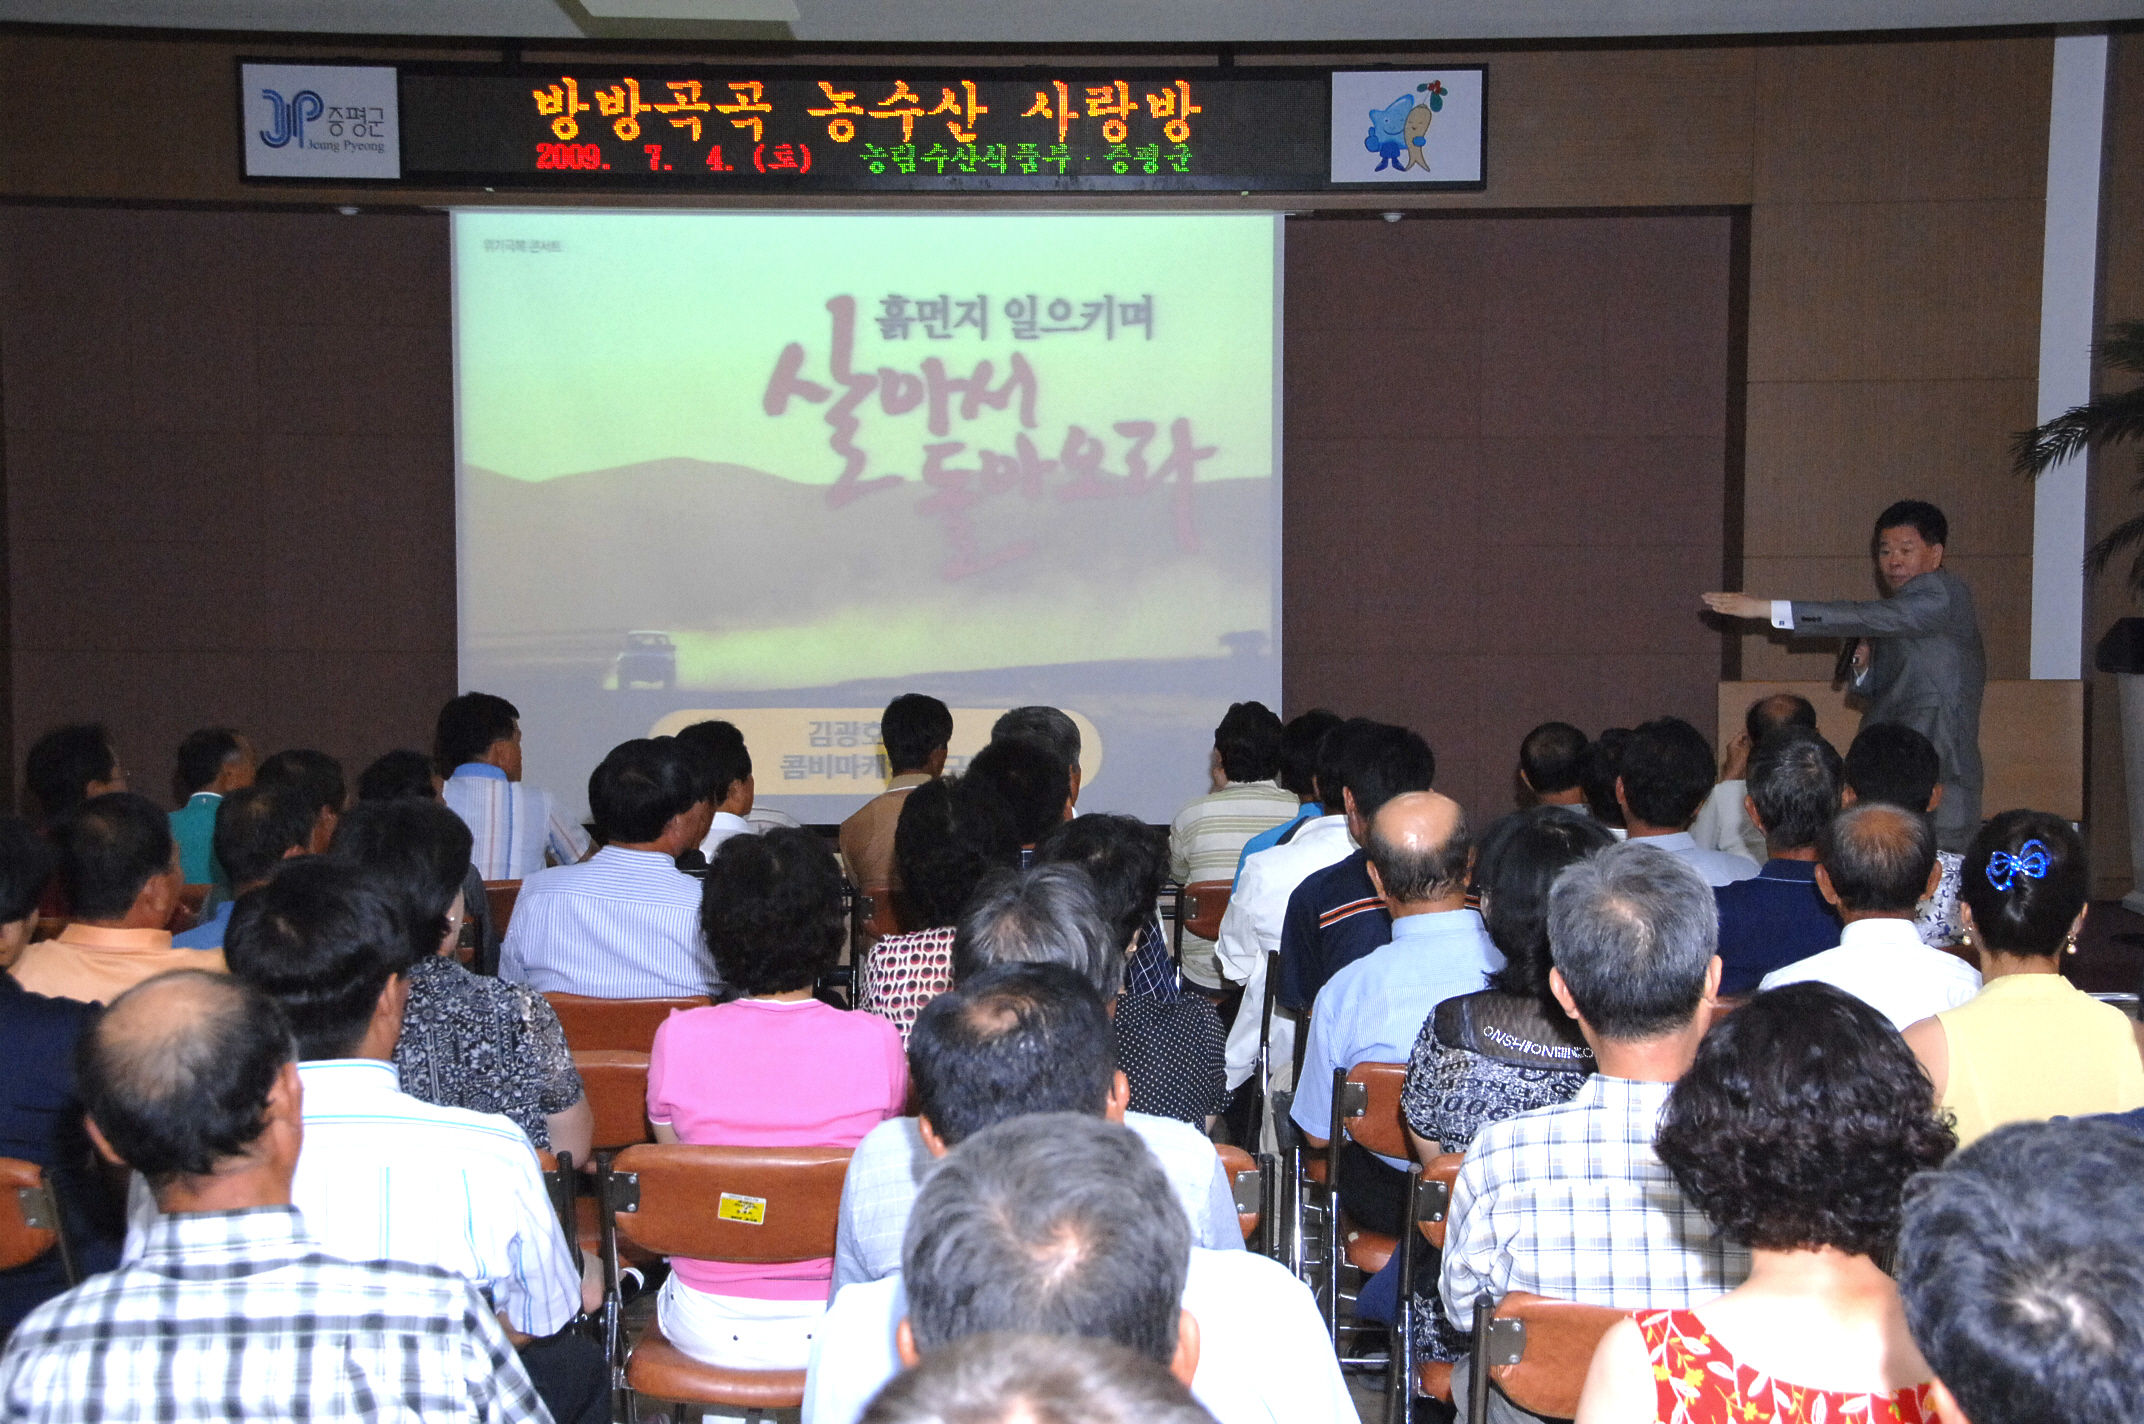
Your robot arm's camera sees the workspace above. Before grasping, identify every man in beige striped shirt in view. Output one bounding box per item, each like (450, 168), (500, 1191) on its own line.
(1168, 702), (1298, 990)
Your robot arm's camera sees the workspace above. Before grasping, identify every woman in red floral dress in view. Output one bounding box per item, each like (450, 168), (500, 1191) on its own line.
(1576, 982), (1955, 1423)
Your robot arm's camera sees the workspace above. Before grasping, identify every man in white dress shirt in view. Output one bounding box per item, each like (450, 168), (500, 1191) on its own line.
(832, 962), (1239, 1295)
(214, 860), (601, 1422)
(805, 1114), (1354, 1424)
(1212, 721), (1376, 1129)
(1759, 801), (1979, 1029)
(501, 737), (717, 999)
(1690, 693), (1820, 866)
(1616, 717), (1760, 888)
(436, 693), (591, 882)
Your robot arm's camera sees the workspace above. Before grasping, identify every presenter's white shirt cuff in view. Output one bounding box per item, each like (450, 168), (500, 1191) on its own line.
(1770, 600), (1795, 631)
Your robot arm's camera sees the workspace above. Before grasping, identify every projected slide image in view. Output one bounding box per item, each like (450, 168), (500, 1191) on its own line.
(456, 211), (1278, 821)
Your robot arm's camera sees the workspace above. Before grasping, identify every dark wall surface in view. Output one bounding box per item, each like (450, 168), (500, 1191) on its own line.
(0, 207), (456, 798)
(1283, 214), (1732, 824)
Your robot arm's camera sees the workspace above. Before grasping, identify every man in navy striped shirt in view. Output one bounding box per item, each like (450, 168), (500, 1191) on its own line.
(501, 736), (718, 999)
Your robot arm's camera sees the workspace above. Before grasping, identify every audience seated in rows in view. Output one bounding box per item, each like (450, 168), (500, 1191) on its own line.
(1709, 727), (1844, 994)
(1383, 805), (1612, 1358)
(1036, 814), (1228, 1127)
(1894, 1116), (2144, 1424)
(437, 692), (590, 879)
(676, 717), (757, 860)
(833, 959), (1240, 1297)
(13, 793), (221, 1004)
(1295, 790), (1496, 1235)
(1615, 717), (1758, 887)
(1689, 693), (1818, 865)
(165, 726), (254, 888)
(647, 827), (907, 1370)
(1843, 722), (1965, 947)
(1758, 801), (1979, 1028)
(170, 783), (312, 951)
(809, 1113), (1355, 1424)
(201, 859), (602, 1420)
(1403, 805), (1612, 1157)
(1902, 811), (2144, 1147)
(966, 735), (1073, 856)
(1166, 700), (1295, 990)
(254, 748), (347, 856)
(856, 773), (1022, 1041)
(0, 971), (553, 1424)
(840, 693), (954, 894)
(1442, 841), (1750, 1424)
(1212, 718), (1395, 1113)
(0, 816), (118, 1340)
(1279, 720), (1440, 1014)
(329, 797), (591, 1161)
(1575, 982), (1954, 1423)
(860, 1333), (1218, 1424)
(501, 736), (717, 998)
(1228, 708), (1342, 883)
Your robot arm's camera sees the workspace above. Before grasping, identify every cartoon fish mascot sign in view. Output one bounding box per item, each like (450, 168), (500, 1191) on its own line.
(1364, 81), (1448, 174)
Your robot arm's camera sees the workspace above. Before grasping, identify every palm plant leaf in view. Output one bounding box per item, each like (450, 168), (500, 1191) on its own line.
(2010, 385), (2144, 476)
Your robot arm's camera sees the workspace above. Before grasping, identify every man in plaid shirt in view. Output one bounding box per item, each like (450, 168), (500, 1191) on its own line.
(0, 969), (549, 1424)
(1440, 841), (1750, 1423)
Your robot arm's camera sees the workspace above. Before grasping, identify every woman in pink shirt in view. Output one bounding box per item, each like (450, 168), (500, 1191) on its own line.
(647, 827), (907, 1370)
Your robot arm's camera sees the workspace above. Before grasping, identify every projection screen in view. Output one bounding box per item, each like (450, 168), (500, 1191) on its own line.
(454, 210), (1281, 824)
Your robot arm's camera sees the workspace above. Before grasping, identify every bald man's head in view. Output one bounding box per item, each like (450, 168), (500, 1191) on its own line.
(77, 970), (296, 1189)
(1817, 801), (1936, 915)
(1366, 790), (1473, 906)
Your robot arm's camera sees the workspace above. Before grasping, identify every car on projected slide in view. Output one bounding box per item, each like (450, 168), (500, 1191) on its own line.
(611, 631), (677, 690)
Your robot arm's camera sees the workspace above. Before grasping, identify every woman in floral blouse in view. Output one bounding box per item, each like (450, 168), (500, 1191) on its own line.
(328, 797), (590, 1161)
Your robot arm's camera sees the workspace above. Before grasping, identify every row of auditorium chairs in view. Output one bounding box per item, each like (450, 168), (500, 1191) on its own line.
(1274, 1054), (1628, 1424)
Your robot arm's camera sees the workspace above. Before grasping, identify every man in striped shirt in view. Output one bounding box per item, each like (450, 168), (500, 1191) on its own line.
(501, 737), (718, 999)
(1166, 701), (1296, 992)
(437, 692), (591, 881)
(2, 969), (549, 1424)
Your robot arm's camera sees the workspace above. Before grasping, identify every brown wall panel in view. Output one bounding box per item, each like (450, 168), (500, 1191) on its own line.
(1, 206), (456, 800)
(1285, 214), (1730, 826)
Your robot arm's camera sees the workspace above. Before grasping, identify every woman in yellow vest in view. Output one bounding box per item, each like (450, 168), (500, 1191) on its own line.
(1902, 811), (2144, 1147)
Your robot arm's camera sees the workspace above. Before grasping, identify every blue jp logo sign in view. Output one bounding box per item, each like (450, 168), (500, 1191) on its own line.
(258, 89), (324, 148)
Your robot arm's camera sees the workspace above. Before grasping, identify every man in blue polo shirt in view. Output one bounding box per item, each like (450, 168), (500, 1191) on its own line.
(1293, 790), (1500, 1235)
(1712, 727), (1844, 995)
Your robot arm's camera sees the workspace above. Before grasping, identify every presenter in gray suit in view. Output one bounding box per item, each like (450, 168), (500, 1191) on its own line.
(1703, 500), (1983, 852)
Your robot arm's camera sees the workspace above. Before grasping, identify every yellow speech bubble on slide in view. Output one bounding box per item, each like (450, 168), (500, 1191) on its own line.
(647, 707), (1103, 797)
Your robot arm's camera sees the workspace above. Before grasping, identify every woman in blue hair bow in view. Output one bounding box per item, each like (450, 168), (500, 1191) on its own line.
(1901, 810), (2144, 1147)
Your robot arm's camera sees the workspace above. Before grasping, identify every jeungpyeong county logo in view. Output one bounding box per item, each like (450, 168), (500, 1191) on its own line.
(241, 64), (401, 180)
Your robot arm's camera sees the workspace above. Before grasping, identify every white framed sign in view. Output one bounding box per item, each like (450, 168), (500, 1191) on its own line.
(1329, 68), (1486, 189)
(241, 63), (401, 180)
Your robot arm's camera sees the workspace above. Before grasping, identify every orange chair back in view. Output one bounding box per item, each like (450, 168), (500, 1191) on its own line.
(607, 1143), (851, 1264)
(1214, 1143), (1261, 1241)
(1341, 1060), (1411, 1160)
(859, 886), (906, 940)
(1488, 1292), (1632, 1418)
(0, 1158), (61, 1273)
(545, 992), (708, 1054)
(483, 880), (521, 940)
(1178, 880), (1232, 942)
(1421, 1151), (1463, 1249)
(574, 1050), (653, 1151)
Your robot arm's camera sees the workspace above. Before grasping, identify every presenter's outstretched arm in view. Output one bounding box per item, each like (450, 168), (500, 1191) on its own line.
(1701, 592), (1770, 620)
